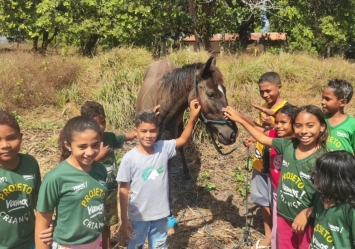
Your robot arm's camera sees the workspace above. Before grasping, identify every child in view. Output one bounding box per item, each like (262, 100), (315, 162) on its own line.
(35, 116), (108, 249)
(268, 104), (298, 249)
(0, 110), (52, 249)
(117, 99), (200, 249)
(245, 72), (288, 248)
(321, 79), (355, 153)
(223, 105), (328, 249)
(81, 101), (136, 249)
(310, 151), (355, 249)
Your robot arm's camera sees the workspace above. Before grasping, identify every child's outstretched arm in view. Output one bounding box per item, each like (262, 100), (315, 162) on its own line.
(125, 130), (136, 141)
(119, 182), (135, 240)
(292, 207), (313, 233)
(175, 99), (201, 149)
(35, 212), (54, 249)
(95, 142), (111, 161)
(222, 106), (273, 147)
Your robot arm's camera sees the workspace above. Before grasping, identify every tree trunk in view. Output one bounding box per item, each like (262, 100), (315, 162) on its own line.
(82, 34), (100, 56)
(41, 30), (49, 51)
(32, 36), (39, 51)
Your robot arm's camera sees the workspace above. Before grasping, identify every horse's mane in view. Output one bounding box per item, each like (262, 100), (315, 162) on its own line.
(160, 62), (224, 100)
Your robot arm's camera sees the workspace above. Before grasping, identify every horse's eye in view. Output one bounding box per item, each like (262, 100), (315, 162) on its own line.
(206, 92), (214, 98)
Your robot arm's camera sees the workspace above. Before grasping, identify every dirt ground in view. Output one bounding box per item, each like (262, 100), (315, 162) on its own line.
(21, 123), (264, 249)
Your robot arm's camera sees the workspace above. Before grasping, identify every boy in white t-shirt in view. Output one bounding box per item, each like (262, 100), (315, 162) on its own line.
(117, 99), (200, 249)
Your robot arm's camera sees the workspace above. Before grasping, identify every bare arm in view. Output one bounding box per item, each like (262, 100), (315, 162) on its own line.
(222, 106), (273, 147)
(175, 99), (201, 149)
(95, 142), (110, 161)
(292, 207), (313, 233)
(119, 182), (134, 240)
(125, 130), (136, 141)
(35, 212), (53, 249)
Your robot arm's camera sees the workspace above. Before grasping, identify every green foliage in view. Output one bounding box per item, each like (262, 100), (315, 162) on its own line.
(55, 84), (83, 108)
(92, 47), (152, 131)
(203, 182), (216, 193)
(115, 150), (123, 165)
(10, 111), (21, 123)
(231, 165), (251, 197)
(197, 171), (211, 181)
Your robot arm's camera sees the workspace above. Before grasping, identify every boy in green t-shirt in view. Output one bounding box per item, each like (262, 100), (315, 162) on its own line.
(0, 111), (52, 249)
(81, 101), (136, 249)
(321, 79), (355, 153)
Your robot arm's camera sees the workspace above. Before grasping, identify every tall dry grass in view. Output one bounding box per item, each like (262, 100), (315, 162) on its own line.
(0, 51), (81, 111)
(2, 48), (355, 137)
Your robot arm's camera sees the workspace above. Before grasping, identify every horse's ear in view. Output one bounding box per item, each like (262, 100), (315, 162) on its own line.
(202, 56), (216, 77)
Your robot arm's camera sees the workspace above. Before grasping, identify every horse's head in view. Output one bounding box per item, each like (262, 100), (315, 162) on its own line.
(189, 56), (238, 145)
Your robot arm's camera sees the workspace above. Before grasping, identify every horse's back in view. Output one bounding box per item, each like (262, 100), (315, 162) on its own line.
(136, 60), (177, 111)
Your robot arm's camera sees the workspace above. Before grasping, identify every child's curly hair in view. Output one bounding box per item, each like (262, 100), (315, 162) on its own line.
(311, 150), (355, 208)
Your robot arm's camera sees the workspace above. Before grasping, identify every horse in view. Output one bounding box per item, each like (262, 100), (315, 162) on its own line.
(136, 56), (238, 179)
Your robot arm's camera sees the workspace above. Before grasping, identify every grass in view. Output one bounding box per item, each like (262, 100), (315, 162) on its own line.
(2, 47), (355, 143)
(2, 46), (355, 135)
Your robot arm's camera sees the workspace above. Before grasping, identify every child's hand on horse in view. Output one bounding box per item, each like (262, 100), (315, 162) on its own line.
(153, 104), (160, 115)
(222, 106), (243, 123)
(189, 99), (201, 119)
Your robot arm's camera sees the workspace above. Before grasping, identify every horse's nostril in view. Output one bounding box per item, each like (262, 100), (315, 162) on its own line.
(230, 132), (236, 141)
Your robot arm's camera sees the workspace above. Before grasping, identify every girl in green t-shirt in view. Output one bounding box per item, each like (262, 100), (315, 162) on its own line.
(310, 151), (355, 249)
(35, 116), (108, 249)
(223, 105), (328, 249)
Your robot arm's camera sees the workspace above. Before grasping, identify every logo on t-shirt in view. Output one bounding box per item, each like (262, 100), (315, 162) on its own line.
(6, 198), (29, 212)
(299, 171), (311, 180)
(254, 148), (261, 159)
(73, 182), (88, 192)
(337, 131), (349, 138)
(0, 177), (7, 183)
(282, 159), (289, 167)
(142, 165), (164, 181)
(23, 174), (35, 180)
(88, 203), (104, 218)
(328, 223), (343, 233)
(273, 155), (283, 170)
(98, 180), (106, 186)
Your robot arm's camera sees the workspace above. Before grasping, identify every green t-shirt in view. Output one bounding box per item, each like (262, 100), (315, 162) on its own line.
(325, 115), (355, 154)
(0, 154), (41, 249)
(310, 194), (355, 249)
(98, 132), (125, 192)
(273, 138), (326, 221)
(36, 160), (108, 245)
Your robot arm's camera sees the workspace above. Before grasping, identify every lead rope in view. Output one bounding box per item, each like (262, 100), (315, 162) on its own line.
(175, 146), (254, 249)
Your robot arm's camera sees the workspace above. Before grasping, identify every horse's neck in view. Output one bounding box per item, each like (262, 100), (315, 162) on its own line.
(159, 93), (189, 126)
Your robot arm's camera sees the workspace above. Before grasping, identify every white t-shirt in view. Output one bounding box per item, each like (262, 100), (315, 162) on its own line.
(116, 140), (176, 221)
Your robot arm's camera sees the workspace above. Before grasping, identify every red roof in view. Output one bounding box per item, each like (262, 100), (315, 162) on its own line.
(250, 32), (287, 41)
(183, 34), (239, 42)
(183, 32), (286, 42)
